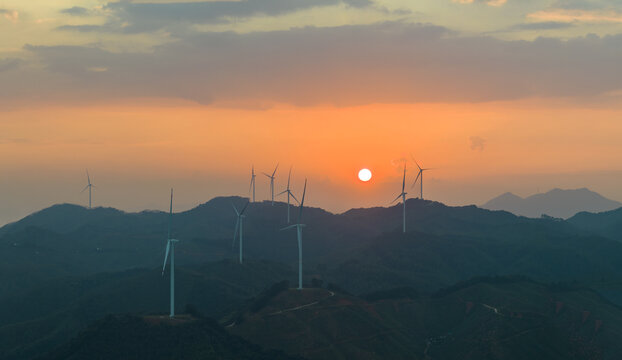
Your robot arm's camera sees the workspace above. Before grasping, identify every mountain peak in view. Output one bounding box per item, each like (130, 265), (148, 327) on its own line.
(483, 188), (622, 219)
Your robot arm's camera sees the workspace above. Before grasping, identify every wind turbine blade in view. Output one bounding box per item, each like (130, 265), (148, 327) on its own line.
(287, 167), (292, 189)
(81, 185), (89, 193)
(277, 190), (288, 196)
(231, 203), (239, 216)
(411, 172), (421, 188)
(262, 172), (272, 178)
(86, 169), (91, 185)
(272, 163), (279, 177)
(280, 224), (297, 231)
(390, 193), (402, 204)
(410, 155), (422, 171)
(232, 218), (239, 248)
(240, 201), (250, 215)
(162, 241), (171, 275)
(168, 188), (173, 240)
(298, 179), (307, 222)
(402, 163), (406, 192)
(290, 191), (299, 205)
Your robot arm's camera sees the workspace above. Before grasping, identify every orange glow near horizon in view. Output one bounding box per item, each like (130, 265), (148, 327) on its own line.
(2, 99), (622, 222)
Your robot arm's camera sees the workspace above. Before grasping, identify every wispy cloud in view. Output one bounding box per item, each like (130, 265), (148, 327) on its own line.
(509, 21), (575, 31)
(0, 9), (19, 23)
(528, 9), (622, 24)
(452, 0), (507, 7)
(60, 6), (90, 16)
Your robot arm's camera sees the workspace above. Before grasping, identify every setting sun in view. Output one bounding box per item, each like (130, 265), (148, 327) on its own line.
(358, 168), (372, 182)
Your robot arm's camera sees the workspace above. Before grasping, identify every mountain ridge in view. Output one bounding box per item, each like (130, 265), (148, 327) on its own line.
(482, 188), (622, 219)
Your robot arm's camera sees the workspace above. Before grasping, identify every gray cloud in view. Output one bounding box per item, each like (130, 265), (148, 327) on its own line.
(550, 0), (612, 10)
(57, 24), (107, 32)
(60, 6), (90, 16)
(8, 22), (622, 107)
(0, 58), (21, 72)
(510, 21), (575, 30)
(59, 0), (375, 33)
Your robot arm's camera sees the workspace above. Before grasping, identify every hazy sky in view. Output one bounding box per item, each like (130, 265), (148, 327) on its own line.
(2, 0), (622, 225)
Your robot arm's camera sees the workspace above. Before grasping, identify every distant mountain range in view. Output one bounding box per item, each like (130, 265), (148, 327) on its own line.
(482, 188), (622, 219)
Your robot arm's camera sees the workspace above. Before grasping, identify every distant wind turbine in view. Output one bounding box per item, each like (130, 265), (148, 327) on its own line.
(249, 165), (256, 202)
(281, 179), (307, 290)
(81, 170), (95, 209)
(162, 188), (180, 318)
(232, 201), (250, 264)
(263, 163), (279, 205)
(391, 163), (407, 233)
(278, 167), (299, 223)
(411, 157), (433, 200)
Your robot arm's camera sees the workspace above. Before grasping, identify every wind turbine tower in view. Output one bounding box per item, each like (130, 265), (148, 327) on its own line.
(81, 170), (94, 209)
(391, 163), (407, 233)
(278, 167), (299, 223)
(232, 201), (250, 264)
(162, 189), (180, 318)
(281, 179), (307, 290)
(249, 166), (256, 202)
(263, 163), (279, 205)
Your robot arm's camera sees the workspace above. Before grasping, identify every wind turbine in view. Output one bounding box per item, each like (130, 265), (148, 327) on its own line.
(412, 157), (433, 200)
(281, 179), (307, 290)
(232, 201), (250, 264)
(162, 188), (180, 318)
(391, 163), (407, 233)
(277, 167), (299, 223)
(81, 170), (94, 209)
(263, 163), (279, 205)
(249, 165), (256, 202)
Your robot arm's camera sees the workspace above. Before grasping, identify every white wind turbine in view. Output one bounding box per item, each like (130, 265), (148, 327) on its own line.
(162, 188), (180, 318)
(232, 201), (250, 264)
(391, 163), (407, 233)
(263, 163), (279, 205)
(277, 167), (299, 223)
(412, 157), (433, 200)
(281, 179), (307, 290)
(249, 165), (257, 202)
(81, 169), (95, 209)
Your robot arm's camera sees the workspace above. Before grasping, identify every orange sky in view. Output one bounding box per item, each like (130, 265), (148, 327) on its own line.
(3, 99), (622, 225)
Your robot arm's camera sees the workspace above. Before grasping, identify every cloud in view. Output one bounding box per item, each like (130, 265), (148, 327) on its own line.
(57, 24), (107, 32)
(470, 136), (486, 151)
(0, 58), (21, 72)
(7, 22), (622, 107)
(509, 21), (575, 31)
(59, 0), (375, 33)
(0, 9), (19, 22)
(452, 0), (507, 7)
(528, 9), (622, 23)
(60, 6), (90, 16)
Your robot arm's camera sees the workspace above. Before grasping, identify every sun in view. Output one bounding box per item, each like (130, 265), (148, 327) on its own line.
(358, 168), (372, 182)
